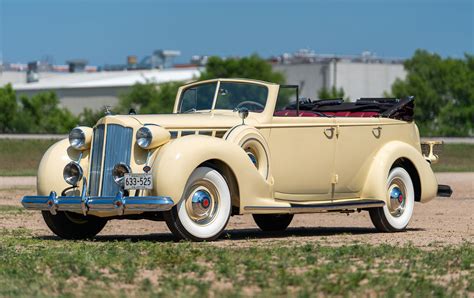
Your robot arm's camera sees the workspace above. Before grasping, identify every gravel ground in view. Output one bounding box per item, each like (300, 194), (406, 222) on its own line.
(1, 173), (472, 248)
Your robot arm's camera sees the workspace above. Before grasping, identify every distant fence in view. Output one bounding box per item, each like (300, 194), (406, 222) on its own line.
(0, 134), (67, 140)
(0, 134), (473, 144)
(420, 137), (474, 144)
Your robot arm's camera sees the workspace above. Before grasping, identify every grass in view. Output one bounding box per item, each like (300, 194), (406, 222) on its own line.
(0, 139), (57, 176)
(432, 144), (474, 172)
(0, 205), (25, 214)
(0, 140), (472, 176)
(0, 228), (472, 297)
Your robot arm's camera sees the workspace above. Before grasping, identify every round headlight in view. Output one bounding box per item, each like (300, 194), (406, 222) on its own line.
(63, 162), (83, 186)
(69, 127), (92, 150)
(136, 127), (153, 149)
(112, 163), (131, 187)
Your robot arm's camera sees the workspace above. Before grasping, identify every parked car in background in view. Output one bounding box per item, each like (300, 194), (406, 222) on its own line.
(22, 78), (452, 241)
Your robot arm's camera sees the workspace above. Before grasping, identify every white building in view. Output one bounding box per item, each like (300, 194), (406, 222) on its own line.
(5, 68), (201, 115)
(272, 50), (406, 100)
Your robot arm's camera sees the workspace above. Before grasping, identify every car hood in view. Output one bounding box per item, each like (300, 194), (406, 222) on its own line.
(104, 112), (261, 129)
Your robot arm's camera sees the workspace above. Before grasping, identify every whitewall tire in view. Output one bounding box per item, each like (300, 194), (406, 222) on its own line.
(369, 167), (415, 232)
(164, 167), (232, 241)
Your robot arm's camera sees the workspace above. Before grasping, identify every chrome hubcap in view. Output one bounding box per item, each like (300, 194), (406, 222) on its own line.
(388, 179), (406, 217)
(185, 180), (219, 225)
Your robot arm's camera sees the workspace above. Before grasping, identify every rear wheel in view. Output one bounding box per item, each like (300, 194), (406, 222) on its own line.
(42, 211), (107, 239)
(369, 167), (415, 232)
(164, 167), (232, 241)
(253, 214), (294, 231)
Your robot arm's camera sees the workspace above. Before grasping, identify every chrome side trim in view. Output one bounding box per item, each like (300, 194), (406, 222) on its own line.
(101, 124), (133, 197)
(244, 200), (385, 213)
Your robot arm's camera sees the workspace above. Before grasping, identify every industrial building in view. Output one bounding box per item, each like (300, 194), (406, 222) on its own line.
(1, 51), (201, 115)
(0, 49), (406, 115)
(271, 49), (406, 100)
(8, 67), (201, 115)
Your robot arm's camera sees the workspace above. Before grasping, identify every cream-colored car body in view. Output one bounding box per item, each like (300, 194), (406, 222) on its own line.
(36, 78), (439, 217)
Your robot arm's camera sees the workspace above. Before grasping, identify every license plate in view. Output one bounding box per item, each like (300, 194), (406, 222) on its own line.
(124, 173), (153, 190)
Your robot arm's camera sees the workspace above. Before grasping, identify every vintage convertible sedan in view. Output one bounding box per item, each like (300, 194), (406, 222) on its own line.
(22, 78), (452, 241)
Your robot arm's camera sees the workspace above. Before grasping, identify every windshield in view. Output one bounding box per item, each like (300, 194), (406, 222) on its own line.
(179, 82), (217, 113)
(178, 81), (268, 113)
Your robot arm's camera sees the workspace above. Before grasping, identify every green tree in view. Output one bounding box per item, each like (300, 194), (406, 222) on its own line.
(200, 55), (285, 84)
(16, 92), (78, 133)
(117, 81), (181, 114)
(78, 108), (104, 127)
(391, 50), (474, 136)
(118, 55), (285, 114)
(317, 86), (348, 100)
(0, 84), (18, 133)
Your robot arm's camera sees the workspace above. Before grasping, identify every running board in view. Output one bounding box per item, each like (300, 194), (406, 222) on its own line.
(244, 199), (385, 213)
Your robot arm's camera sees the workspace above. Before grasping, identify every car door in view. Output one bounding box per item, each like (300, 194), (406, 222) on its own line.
(268, 116), (337, 199)
(332, 117), (382, 198)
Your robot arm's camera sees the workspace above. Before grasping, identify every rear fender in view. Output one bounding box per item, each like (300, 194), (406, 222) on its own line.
(361, 141), (437, 203)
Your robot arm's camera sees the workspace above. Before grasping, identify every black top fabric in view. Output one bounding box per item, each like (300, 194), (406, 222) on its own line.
(283, 97), (414, 121)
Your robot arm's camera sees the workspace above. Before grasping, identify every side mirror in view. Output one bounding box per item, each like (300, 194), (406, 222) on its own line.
(238, 108), (249, 125)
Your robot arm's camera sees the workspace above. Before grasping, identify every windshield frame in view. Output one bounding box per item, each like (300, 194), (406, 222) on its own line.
(177, 80), (270, 114)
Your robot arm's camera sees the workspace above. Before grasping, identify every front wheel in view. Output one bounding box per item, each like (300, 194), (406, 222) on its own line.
(42, 211), (107, 239)
(369, 167), (415, 232)
(164, 167), (232, 241)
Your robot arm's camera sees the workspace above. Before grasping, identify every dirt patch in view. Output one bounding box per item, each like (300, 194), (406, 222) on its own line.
(1, 173), (472, 248)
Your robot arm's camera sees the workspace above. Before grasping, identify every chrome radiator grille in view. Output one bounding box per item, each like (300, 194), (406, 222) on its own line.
(88, 124), (133, 197)
(88, 125), (105, 196)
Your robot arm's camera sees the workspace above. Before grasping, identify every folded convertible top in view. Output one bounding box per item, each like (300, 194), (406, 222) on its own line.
(284, 96), (414, 121)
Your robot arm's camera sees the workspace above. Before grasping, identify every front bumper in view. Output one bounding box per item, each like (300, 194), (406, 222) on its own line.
(21, 179), (174, 216)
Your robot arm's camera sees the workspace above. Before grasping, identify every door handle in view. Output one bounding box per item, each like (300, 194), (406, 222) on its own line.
(372, 126), (382, 138)
(324, 127), (335, 138)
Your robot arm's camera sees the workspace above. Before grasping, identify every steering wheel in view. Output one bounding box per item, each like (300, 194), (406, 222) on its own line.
(236, 101), (265, 110)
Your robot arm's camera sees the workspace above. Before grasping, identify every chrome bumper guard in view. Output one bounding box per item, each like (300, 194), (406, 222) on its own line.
(21, 179), (174, 216)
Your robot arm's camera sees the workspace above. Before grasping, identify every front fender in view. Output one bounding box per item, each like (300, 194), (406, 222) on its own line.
(361, 141), (438, 203)
(150, 135), (273, 210)
(37, 139), (89, 196)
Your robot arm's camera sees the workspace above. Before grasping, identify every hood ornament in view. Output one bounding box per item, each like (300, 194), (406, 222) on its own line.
(104, 105), (112, 115)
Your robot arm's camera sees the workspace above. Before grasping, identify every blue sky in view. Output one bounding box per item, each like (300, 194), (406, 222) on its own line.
(1, 0), (472, 65)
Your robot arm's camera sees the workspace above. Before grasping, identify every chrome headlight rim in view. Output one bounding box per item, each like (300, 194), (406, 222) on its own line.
(112, 163), (132, 187)
(136, 126), (153, 149)
(63, 162), (83, 186)
(69, 127), (87, 150)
